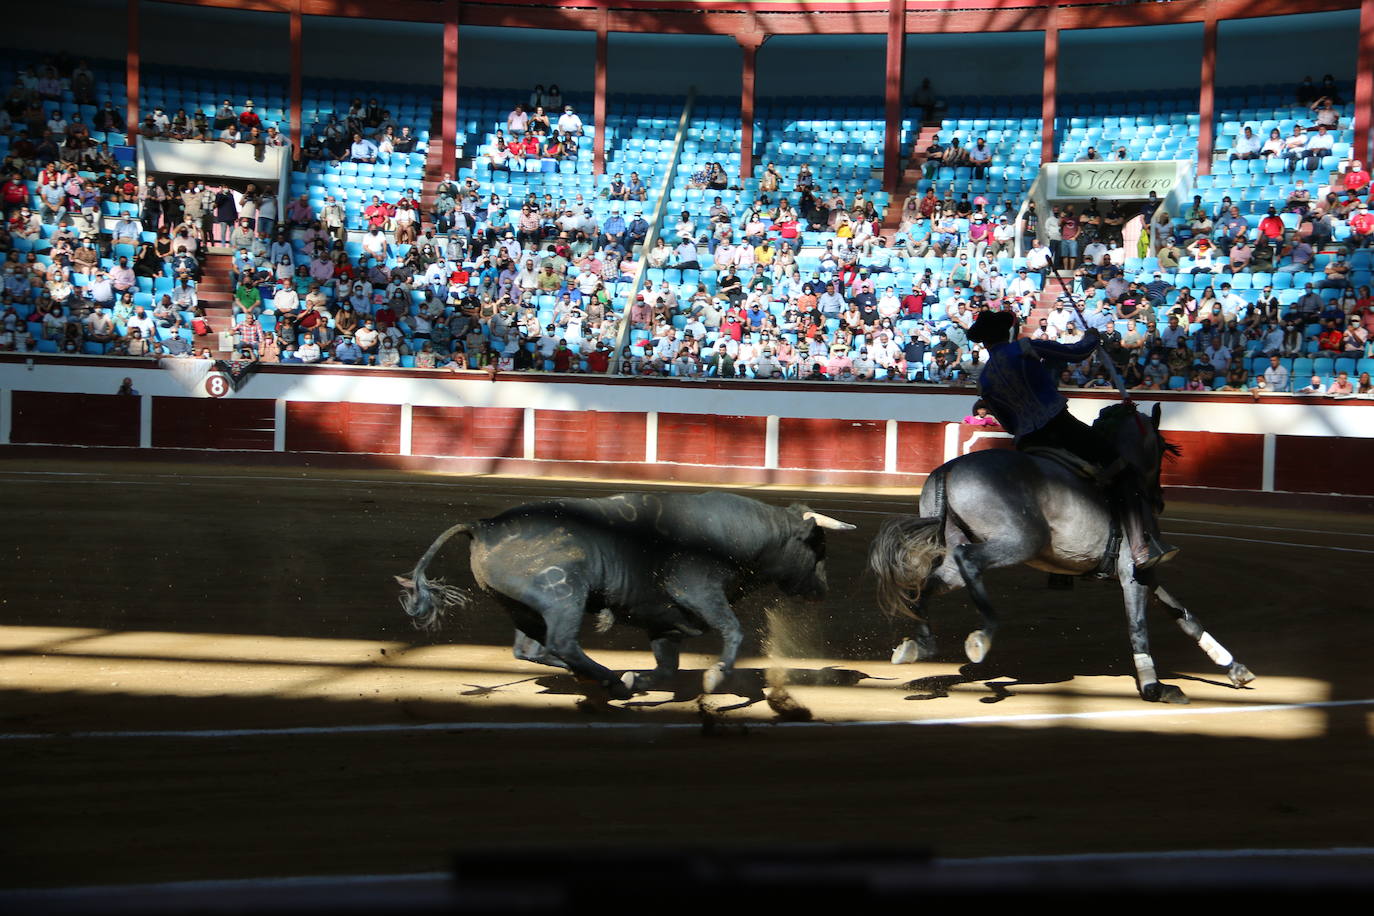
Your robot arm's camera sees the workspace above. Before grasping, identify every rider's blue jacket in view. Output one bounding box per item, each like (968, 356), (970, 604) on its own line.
(976, 330), (1100, 439)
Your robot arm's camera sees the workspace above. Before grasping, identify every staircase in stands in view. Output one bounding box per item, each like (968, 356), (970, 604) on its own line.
(880, 122), (942, 238)
(195, 252), (236, 358)
(419, 107), (449, 230)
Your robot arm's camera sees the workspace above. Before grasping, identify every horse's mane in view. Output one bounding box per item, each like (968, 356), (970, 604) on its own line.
(1096, 402), (1182, 463)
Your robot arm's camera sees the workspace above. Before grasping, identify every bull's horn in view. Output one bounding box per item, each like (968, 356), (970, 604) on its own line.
(803, 511), (856, 531)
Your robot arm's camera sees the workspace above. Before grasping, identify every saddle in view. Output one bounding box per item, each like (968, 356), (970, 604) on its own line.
(1022, 447), (1125, 579)
(1022, 447), (1124, 488)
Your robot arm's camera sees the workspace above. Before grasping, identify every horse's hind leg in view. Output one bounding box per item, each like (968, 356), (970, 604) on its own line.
(950, 536), (1040, 664)
(1154, 586), (1256, 688)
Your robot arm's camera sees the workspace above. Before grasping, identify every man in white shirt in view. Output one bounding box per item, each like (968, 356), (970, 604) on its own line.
(1261, 355), (1290, 392)
(1082, 239), (1110, 268)
(126, 305), (157, 341)
(273, 279), (299, 313)
(1025, 239), (1052, 276)
(296, 334), (322, 364)
(1295, 374), (1325, 394)
(1218, 283), (1248, 320)
(362, 227), (388, 258)
(1228, 125), (1261, 160)
(556, 106), (583, 136)
(1047, 299), (1074, 337)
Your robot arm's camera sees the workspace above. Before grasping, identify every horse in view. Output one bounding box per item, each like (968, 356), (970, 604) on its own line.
(868, 401), (1255, 703)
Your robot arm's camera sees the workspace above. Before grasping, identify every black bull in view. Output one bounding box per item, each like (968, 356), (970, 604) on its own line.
(397, 492), (855, 698)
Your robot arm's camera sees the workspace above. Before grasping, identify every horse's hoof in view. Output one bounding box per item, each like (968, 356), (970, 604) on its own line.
(605, 678), (633, 701)
(1228, 663), (1256, 688)
(620, 671), (640, 693)
(892, 639), (920, 664)
(1142, 682), (1189, 704)
(702, 664), (727, 694)
(964, 630), (991, 664)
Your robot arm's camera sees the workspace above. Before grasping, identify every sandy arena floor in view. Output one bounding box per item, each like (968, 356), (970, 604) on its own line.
(1, 460), (1371, 891)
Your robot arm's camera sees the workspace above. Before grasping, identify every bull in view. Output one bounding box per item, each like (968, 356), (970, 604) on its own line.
(396, 491), (855, 698)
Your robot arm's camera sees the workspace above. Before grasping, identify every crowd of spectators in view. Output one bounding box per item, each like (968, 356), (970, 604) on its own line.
(4, 63), (1371, 398)
(0, 56), (243, 357)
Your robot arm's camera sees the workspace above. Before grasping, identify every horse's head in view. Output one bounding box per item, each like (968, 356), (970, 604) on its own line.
(1097, 402), (1180, 511)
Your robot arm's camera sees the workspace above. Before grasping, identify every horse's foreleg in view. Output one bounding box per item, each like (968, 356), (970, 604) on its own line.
(1154, 586), (1256, 688)
(1122, 571), (1188, 704)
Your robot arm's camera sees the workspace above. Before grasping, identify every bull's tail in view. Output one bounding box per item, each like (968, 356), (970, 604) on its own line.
(395, 522), (477, 633)
(869, 514), (947, 620)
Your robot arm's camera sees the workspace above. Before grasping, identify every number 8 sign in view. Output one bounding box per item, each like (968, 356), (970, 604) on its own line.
(204, 373), (231, 398)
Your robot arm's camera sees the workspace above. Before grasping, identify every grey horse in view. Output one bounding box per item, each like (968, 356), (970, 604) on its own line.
(869, 402), (1254, 703)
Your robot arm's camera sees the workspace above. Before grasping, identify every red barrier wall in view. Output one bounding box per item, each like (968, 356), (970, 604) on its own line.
(658, 413), (768, 467)
(895, 421), (946, 473)
(152, 398), (275, 451)
(411, 406), (524, 459)
(1274, 435), (1374, 497)
(535, 410), (647, 463)
(285, 402), (401, 454)
(10, 392), (140, 447)
(779, 418), (886, 471)
(3, 384), (1372, 504)
(1159, 430), (1265, 492)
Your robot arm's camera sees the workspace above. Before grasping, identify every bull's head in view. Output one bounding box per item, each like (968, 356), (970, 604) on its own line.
(771, 505), (856, 598)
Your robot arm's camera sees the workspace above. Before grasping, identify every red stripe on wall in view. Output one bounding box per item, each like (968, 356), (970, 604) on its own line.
(1274, 435), (1374, 496)
(534, 410), (648, 463)
(151, 398), (275, 450)
(778, 418), (887, 471)
(285, 402), (401, 454)
(1158, 430), (1263, 491)
(895, 421), (946, 474)
(10, 391), (140, 447)
(658, 413), (768, 467)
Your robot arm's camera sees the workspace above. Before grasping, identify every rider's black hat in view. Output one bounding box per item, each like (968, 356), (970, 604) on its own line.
(967, 310), (1016, 345)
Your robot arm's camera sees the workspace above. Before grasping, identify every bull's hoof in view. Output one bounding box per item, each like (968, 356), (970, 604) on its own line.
(964, 630), (992, 664)
(1142, 682), (1189, 704)
(702, 663), (728, 694)
(1228, 663), (1256, 688)
(892, 637), (937, 664)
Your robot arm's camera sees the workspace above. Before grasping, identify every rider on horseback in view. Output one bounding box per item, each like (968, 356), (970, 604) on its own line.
(965, 309), (1179, 573)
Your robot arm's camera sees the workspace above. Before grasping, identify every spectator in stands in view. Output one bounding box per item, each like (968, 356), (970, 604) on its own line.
(1280, 125), (1309, 171)
(1229, 125), (1261, 161)
(556, 105), (583, 137)
(350, 132), (378, 163)
(1296, 374), (1325, 395)
(968, 138), (992, 179)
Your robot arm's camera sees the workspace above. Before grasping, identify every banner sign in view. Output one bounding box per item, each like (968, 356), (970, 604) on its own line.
(1050, 161), (1182, 199)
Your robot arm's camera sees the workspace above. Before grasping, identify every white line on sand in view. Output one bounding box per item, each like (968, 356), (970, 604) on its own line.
(2, 698), (1370, 742)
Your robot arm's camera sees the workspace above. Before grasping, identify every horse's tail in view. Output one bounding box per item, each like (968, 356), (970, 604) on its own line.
(869, 511), (947, 621)
(395, 522), (477, 633)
